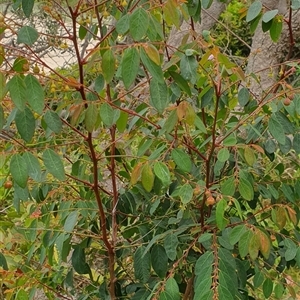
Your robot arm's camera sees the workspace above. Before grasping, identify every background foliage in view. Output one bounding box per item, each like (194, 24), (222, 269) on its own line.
(0, 0), (300, 299)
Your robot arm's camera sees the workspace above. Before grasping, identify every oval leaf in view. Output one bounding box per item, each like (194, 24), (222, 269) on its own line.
(140, 47), (164, 83)
(171, 149), (192, 173)
(134, 246), (151, 283)
(270, 16), (283, 42)
(238, 177), (254, 200)
(121, 47), (140, 89)
(43, 149), (66, 181)
(153, 162), (170, 186)
(7, 75), (27, 111)
(17, 26), (38, 45)
(64, 211), (78, 232)
(246, 1), (262, 22)
(217, 148), (230, 162)
(25, 74), (44, 114)
(10, 154), (28, 188)
(269, 114), (285, 145)
(15, 107), (35, 143)
(150, 79), (169, 113)
(100, 103), (114, 127)
(72, 247), (91, 275)
(23, 152), (42, 182)
(101, 49), (115, 83)
(22, 0), (34, 18)
(129, 8), (149, 41)
(179, 184), (193, 205)
(141, 162), (154, 192)
(44, 110), (62, 133)
(151, 244), (168, 278)
(262, 9), (278, 23)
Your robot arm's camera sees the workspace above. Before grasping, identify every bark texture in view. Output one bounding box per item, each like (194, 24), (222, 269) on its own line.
(167, 0), (300, 97)
(246, 0), (300, 97)
(167, 1), (226, 55)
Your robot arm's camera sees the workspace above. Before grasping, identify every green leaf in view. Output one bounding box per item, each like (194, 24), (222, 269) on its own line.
(179, 184), (193, 205)
(244, 146), (256, 166)
(101, 49), (115, 83)
(25, 74), (44, 114)
(291, 0), (300, 9)
(221, 177), (235, 196)
(23, 152), (41, 182)
(162, 110), (178, 134)
(0, 105), (4, 129)
(16, 289), (29, 300)
(238, 177), (254, 200)
(100, 103), (120, 127)
(15, 107), (35, 143)
(22, 0), (34, 18)
(216, 198), (229, 230)
(217, 148), (230, 162)
(121, 47), (140, 89)
(17, 26), (38, 45)
(164, 233), (178, 261)
(0, 252), (8, 270)
(202, 0), (213, 9)
(10, 154), (28, 188)
(169, 71), (191, 96)
(194, 115), (207, 133)
(151, 244), (168, 278)
(141, 162), (154, 192)
(7, 75), (27, 111)
(238, 87), (250, 106)
(94, 74), (105, 93)
(274, 283), (285, 299)
(293, 133), (300, 154)
(296, 247), (300, 267)
(140, 48), (164, 83)
(223, 134), (237, 146)
(0, 72), (7, 100)
(153, 162), (171, 186)
(85, 104), (98, 132)
(253, 271), (265, 288)
(238, 230), (253, 258)
(194, 252), (213, 299)
(116, 14), (130, 35)
(150, 79), (169, 114)
(79, 24), (87, 40)
(116, 110), (128, 133)
(44, 111), (62, 133)
(198, 233), (212, 244)
(248, 234), (259, 260)
(229, 225), (247, 245)
(13, 57), (28, 73)
(250, 13), (262, 33)
(246, 1), (262, 22)
(129, 8), (149, 41)
(148, 14), (164, 41)
(268, 114), (285, 144)
(180, 55), (197, 83)
(72, 247), (91, 274)
(270, 17), (283, 42)
(263, 278), (273, 298)
(43, 149), (66, 181)
(262, 9), (278, 23)
(64, 211), (78, 232)
(171, 149), (192, 173)
(134, 246), (151, 283)
(165, 277), (180, 300)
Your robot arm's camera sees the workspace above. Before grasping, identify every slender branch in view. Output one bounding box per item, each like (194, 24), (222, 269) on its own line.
(200, 79), (222, 226)
(107, 84), (119, 254)
(68, 5), (116, 298)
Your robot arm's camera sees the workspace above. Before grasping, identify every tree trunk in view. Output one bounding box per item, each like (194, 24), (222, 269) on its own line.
(167, 1), (226, 56)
